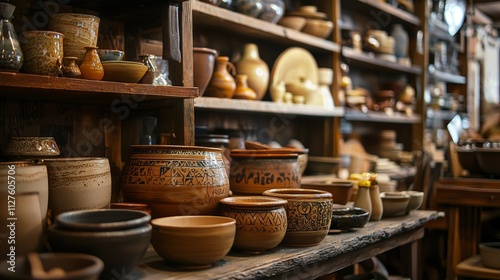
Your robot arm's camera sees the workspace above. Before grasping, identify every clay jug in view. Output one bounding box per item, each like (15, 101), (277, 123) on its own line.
(205, 56), (236, 98)
(235, 43), (269, 100)
(369, 174), (383, 221)
(79, 46), (104, 80)
(61, 56), (82, 78)
(354, 179), (372, 220)
(233, 74), (257, 100)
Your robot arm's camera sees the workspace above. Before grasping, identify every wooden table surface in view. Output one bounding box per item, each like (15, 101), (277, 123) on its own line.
(133, 210), (443, 280)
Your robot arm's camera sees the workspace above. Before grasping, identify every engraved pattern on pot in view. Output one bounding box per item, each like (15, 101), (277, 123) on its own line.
(221, 207), (287, 233)
(285, 200), (333, 232)
(20, 31), (64, 76)
(4, 136), (60, 157)
(230, 159), (300, 188)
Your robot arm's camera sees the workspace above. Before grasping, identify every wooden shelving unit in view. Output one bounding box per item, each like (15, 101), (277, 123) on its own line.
(342, 47), (422, 75)
(344, 109), (421, 124)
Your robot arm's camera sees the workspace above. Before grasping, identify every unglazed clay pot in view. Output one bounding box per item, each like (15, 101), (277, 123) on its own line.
(219, 196), (287, 254)
(262, 188), (333, 246)
(205, 56), (236, 98)
(235, 43), (269, 100)
(3, 136), (60, 159)
(229, 149), (300, 195)
(20, 31), (64, 76)
(193, 47), (218, 96)
(120, 145), (230, 218)
(43, 157), (112, 218)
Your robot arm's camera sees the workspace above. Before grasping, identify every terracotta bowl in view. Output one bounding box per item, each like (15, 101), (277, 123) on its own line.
(55, 209), (151, 231)
(193, 47), (218, 96)
(96, 49), (124, 61)
(229, 149), (301, 195)
(301, 19), (334, 38)
(121, 145), (230, 218)
(101, 61), (148, 83)
(301, 179), (354, 205)
(151, 215), (236, 269)
(404, 191), (423, 213)
(4, 136), (60, 158)
(330, 206), (370, 231)
(479, 242), (500, 269)
(0, 253), (104, 280)
(219, 196), (288, 254)
(277, 16), (307, 30)
(262, 188), (333, 246)
(380, 191), (410, 217)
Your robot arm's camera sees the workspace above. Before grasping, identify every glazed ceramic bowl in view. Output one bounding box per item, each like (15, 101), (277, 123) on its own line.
(151, 215), (236, 268)
(330, 206), (370, 230)
(121, 145), (230, 218)
(404, 191), (423, 213)
(55, 209), (151, 231)
(262, 188), (333, 246)
(20, 31), (65, 76)
(229, 149), (300, 195)
(301, 179), (354, 205)
(193, 47), (218, 96)
(479, 242), (500, 269)
(43, 157), (112, 218)
(380, 192), (410, 217)
(48, 222), (151, 279)
(278, 16), (307, 30)
(219, 196), (288, 254)
(101, 61), (148, 83)
(301, 19), (334, 39)
(48, 13), (100, 64)
(96, 49), (124, 61)
(4, 136), (60, 158)
(0, 253), (104, 280)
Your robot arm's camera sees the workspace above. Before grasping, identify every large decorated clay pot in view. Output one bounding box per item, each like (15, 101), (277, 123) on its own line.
(262, 188), (333, 247)
(235, 43), (270, 100)
(121, 145), (230, 218)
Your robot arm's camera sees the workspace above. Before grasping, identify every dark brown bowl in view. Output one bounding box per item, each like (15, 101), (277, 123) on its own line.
(301, 179), (354, 205)
(330, 207), (369, 230)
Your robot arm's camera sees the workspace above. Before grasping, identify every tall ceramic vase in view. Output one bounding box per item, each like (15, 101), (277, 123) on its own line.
(205, 56), (236, 98)
(236, 43), (269, 100)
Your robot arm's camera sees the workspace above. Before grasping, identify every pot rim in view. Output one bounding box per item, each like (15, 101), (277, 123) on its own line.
(55, 209), (151, 231)
(193, 47), (218, 56)
(151, 215), (235, 229)
(130, 144), (222, 153)
(220, 196), (288, 208)
(262, 188), (333, 199)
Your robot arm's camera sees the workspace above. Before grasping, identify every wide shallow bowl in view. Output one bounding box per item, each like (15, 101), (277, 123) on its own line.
(96, 49), (124, 61)
(48, 223), (151, 280)
(330, 206), (370, 231)
(301, 19), (334, 38)
(301, 179), (354, 205)
(479, 242), (500, 269)
(380, 191), (410, 217)
(219, 196), (288, 254)
(262, 188), (333, 246)
(0, 253), (104, 280)
(4, 136), (60, 158)
(151, 215), (236, 269)
(102, 61), (148, 83)
(55, 209), (151, 231)
(404, 191), (423, 213)
(277, 16), (306, 30)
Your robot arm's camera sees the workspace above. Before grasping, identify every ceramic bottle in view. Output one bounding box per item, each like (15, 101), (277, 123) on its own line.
(368, 173), (383, 221)
(205, 56), (236, 98)
(235, 43), (269, 100)
(354, 179), (372, 221)
(79, 46), (104, 80)
(233, 74), (257, 100)
(391, 24), (409, 59)
(61, 56), (82, 78)
(0, 2), (23, 72)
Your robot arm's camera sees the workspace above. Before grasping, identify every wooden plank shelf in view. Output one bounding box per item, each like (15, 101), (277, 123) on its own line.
(428, 66), (467, 84)
(342, 47), (422, 75)
(191, 0), (341, 53)
(194, 97), (344, 117)
(342, 0), (421, 27)
(0, 72), (198, 104)
(344, 109), (422, 124)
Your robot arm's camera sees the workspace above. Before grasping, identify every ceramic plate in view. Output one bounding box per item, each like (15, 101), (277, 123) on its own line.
(444, 0), (466, 36)
(270, 47), (319, 88)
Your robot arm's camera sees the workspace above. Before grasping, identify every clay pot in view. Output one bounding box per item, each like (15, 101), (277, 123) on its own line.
(262, 188), (333, 246)
(79, 46), (104, 80)
(193, 47), (218, 96)
(229, 149), (301, 195)
(120, 145), (230, 218)
(3, 136), (60, 159)
(219, 196), (288, 254)
(301, 179), (354, 205)
(48, 13), (100, 64)
(233, 74), (257, 100)
(205, 56), (236, 98)
(43, 157), (112, 218)
(61, 56), (82, 78)
(235, 43), (269, 100)
(20, 31), (64, 76)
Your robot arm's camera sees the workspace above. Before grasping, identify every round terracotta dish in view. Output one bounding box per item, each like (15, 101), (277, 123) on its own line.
(262, 188), (333, 246)
(151, 215), (236, 269)
(219, 196), (288, 254)
(101, 61), (148, 83)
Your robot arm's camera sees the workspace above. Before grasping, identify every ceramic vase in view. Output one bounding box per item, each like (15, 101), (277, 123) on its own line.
(233, 74), (258, 100)
(20, 31), (64, 76)
(354, 180), (372, 220)
(0, 2), (23, 72)
(219, 196), (288, 254)
(121, 145), (230, 218)
(235, 43), (269, 100)
(391, 24), (409, 59)
(61, 56), (82, 78)
(232, 0), (264, 17)
(79, 46), (104, 80)
(205, 56), (236, 98)
(193, 47), (218, 96)
(259, 0), (285, 23)
(262, 188), (333, 247)
(370, 184), (383, 221)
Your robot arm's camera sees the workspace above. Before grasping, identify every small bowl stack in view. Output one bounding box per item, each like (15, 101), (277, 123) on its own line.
(278, 5), (334, 39)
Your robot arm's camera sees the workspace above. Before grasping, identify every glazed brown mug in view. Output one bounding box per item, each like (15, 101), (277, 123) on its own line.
(20, 30), (64, 76)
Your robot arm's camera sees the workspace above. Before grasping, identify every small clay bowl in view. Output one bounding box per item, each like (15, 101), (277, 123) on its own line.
(301, 179), (354, 205)
(4, 136), (60, 158)
(301, 19), (334, 38)
(403, 191), (423, 213)
(330, 206), (370, 231)
(101, 61), (148, 83)
(55, 209), (151, 231)
(380, 191), (410, 217)
(96, 49), (124, 61)
(278, 16), (307, 30)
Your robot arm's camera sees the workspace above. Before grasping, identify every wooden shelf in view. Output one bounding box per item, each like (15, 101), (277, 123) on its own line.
(357, 0), (421, 26)
(428, 66), (467, 84)
(342, 47), (422, 75)
(426, 108), (457, 122)
(191, 0), (341, 53)
(427, 14), (455, 42)
(194, 97), (344, 117)
(344, 109), (422, 124)
(0, 72), (198, 104)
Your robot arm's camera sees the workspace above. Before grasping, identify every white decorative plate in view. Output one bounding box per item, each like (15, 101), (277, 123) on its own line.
(270, 47), (319, 88)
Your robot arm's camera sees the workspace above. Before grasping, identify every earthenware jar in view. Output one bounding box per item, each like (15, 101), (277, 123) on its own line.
(353, 179), (372, 220)
(0, 2), (23, 72)
(79, 46), (104, 80)
(229, 149), (301, 195)
(369, 174), (383, 221)
(61, 56), (82, 78)
(262, 188), (333, 246)
(205, 56), (236, 98)
(235, 43), (269, 100)
(219, 196), (288, 254)
(233, 74), (257, 100)
(121, 145), (230, 218)
(232, 0), (264, 17)
(193, 47), (218, 96)
(43, 157), (112, 218)
(20, 30), (64, 76)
